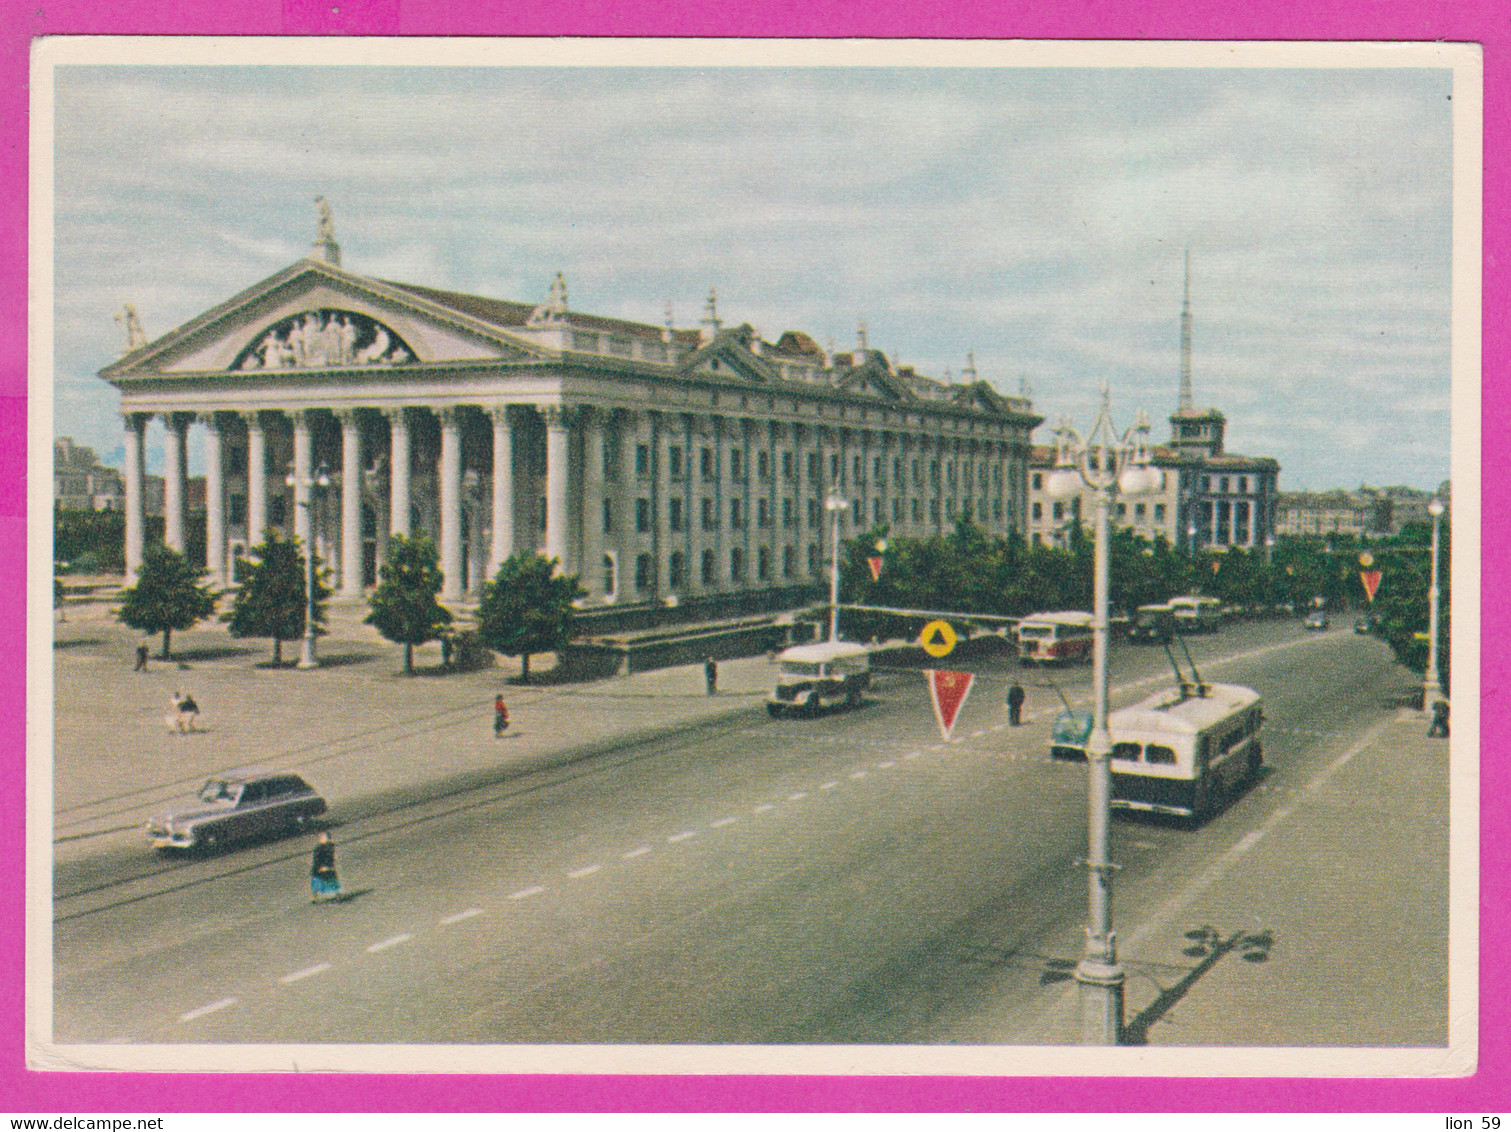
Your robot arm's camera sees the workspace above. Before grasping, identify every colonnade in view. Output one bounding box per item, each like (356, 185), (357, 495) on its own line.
(121, 402), (1031, 606)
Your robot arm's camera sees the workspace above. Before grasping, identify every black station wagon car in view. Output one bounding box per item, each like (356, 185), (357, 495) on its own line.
(145, 771), (327, 851)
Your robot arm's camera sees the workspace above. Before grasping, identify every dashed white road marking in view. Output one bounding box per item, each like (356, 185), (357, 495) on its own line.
(179, 997), (237, 1022)
(440, 908), (484, 925)
(970, 730), (986, 739)
(753, 804), (776, 814)
(877, 761), (895, 769)
(819, 781), (839, 790)
(903, 751), (920, 760)
(709, 817), (739, 828)
(668, 830), (697, 842)
(367, 933), (413, 953)
(789, 791), (809, 801)
(930, 744), (946, 752)
(568, 864), (602, 879)
(991, 723), (1007, 732)
(509, 885), (545, 900)
(623, 846), (652, 860)
(279, 963), (332, 984)
(1235, 831), (1263, 853)
(850, 771), (868, 780)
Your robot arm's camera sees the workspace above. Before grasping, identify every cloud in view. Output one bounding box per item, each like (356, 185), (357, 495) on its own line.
(45, 61), (1457, 493)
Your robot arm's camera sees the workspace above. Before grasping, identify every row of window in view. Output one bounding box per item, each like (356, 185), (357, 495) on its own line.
(611, 443), (1010, 492)
(1032, 500), (1169, 524)
(609, 493), (1014, 535)
(1029, 471), (1261, 498)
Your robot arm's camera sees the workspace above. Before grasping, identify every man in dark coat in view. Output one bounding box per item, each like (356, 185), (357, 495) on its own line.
(705, 656), (718, 695)
(1007, 681), (1026, 726)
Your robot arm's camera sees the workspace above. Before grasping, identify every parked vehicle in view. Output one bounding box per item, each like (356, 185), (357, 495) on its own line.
(1304, 609), (1330, 631)
(1166, 595), (1223, 633)
(1015, 611), (1094, 665)
(1107, 681), (1264, 822)
(767, 641), (871, 717)
(1126, 603), (1176, 644)
(145, 771), (327, 851)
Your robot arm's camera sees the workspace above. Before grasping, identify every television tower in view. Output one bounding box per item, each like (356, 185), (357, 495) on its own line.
(1177, 249), (1194, 413)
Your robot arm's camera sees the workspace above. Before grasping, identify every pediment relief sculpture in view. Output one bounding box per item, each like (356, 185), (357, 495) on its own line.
(231, 308), (417, 371)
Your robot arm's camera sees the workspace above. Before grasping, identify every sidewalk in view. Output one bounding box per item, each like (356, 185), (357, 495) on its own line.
(50, 597), (783, 856)
(1012, 702), (1457, 1053)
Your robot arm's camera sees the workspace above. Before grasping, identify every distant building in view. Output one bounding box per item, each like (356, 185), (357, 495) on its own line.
(54, 436), (127, 511)
(1027, 254), (1280, 552)
(1274, 482), (1448, 538)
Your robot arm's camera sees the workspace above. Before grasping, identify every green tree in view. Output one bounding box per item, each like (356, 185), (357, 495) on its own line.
(364, 533), (453, 674)
(226, 529), (329, 665)
(117, 544), (216, 658)
(476, 552), (586, 683)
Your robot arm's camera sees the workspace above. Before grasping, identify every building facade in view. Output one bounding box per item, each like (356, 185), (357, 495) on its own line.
(54, 436), (128, 512)
(101, 214), (1042, 609)
(1026, 256), (1280, 552)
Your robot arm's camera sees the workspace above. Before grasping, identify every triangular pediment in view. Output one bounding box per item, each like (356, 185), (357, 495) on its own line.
(951, 380), (1006, 414)
(101, 259), (549, 381)
(676, 328), (780, 384)
(837, 360), (916, 403)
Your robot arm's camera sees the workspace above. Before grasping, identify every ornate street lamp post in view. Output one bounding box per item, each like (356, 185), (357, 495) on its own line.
(1423, 497), (1446, 708)
(826, 494), (849, 642)
(1044, 388), (1160, 1045)
(286, 461), (331, 669)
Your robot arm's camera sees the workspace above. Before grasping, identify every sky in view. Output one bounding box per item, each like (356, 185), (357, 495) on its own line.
(47, 55), (1459, 492)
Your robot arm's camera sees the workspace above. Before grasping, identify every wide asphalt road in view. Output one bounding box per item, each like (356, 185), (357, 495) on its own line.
(52, 619), (1431, 1050)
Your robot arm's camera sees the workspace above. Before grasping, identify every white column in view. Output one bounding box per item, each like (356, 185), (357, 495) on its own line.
(292, 411), (312, 547)
(439, 408), (463, 600)
(162, 413), (188, 553)
(388, 408), (411, 538)
(201, 413), (226, 585)
(122, 413), (145, 576)
(582, 410), (606, 600)
(245, 412), (267, 547)
(543, 405), (572, 568)
(340, 411), (363, 596)
(488, 406), (514, 577)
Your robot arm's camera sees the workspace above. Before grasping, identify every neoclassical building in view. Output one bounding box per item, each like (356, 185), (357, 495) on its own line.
(101, 213), (1042, 610)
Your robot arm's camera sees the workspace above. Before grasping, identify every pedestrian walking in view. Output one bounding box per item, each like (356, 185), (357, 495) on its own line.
(165, 690), (199, 734)
(310, 831), (341, 903)
(704, 656), (718, 695)
(493, 693), (509, 737)
(1007, 680), (1026, 726)
(441, 635), (453, 670)
(1428, 698), (1450, 738)
(134, 643), (149, 671)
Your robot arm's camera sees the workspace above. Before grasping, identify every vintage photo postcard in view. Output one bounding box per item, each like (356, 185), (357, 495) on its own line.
(28, 37), (1481, 1079)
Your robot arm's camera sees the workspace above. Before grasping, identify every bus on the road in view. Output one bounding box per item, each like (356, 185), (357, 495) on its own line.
(1166, 595), (1223, 633)
(1015, 611), (1094, 665)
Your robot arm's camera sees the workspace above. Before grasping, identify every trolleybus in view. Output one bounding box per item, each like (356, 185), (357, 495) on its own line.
(1107, 680), (1263, 821)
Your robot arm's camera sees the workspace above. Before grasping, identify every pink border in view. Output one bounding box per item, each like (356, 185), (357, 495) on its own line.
(10, 0), (1504, 1113)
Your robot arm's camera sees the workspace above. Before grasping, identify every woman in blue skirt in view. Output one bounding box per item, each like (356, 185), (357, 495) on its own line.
(310, 832), (341, 902)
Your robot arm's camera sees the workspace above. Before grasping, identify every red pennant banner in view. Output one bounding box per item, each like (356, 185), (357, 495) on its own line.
(1361, 569), (1382, 603)
(867, 556), (883, 581)
(926, 669), (974, 741)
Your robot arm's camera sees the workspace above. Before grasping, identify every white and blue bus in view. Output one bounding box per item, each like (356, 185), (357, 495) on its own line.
(1106, 681), (1263, 821)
